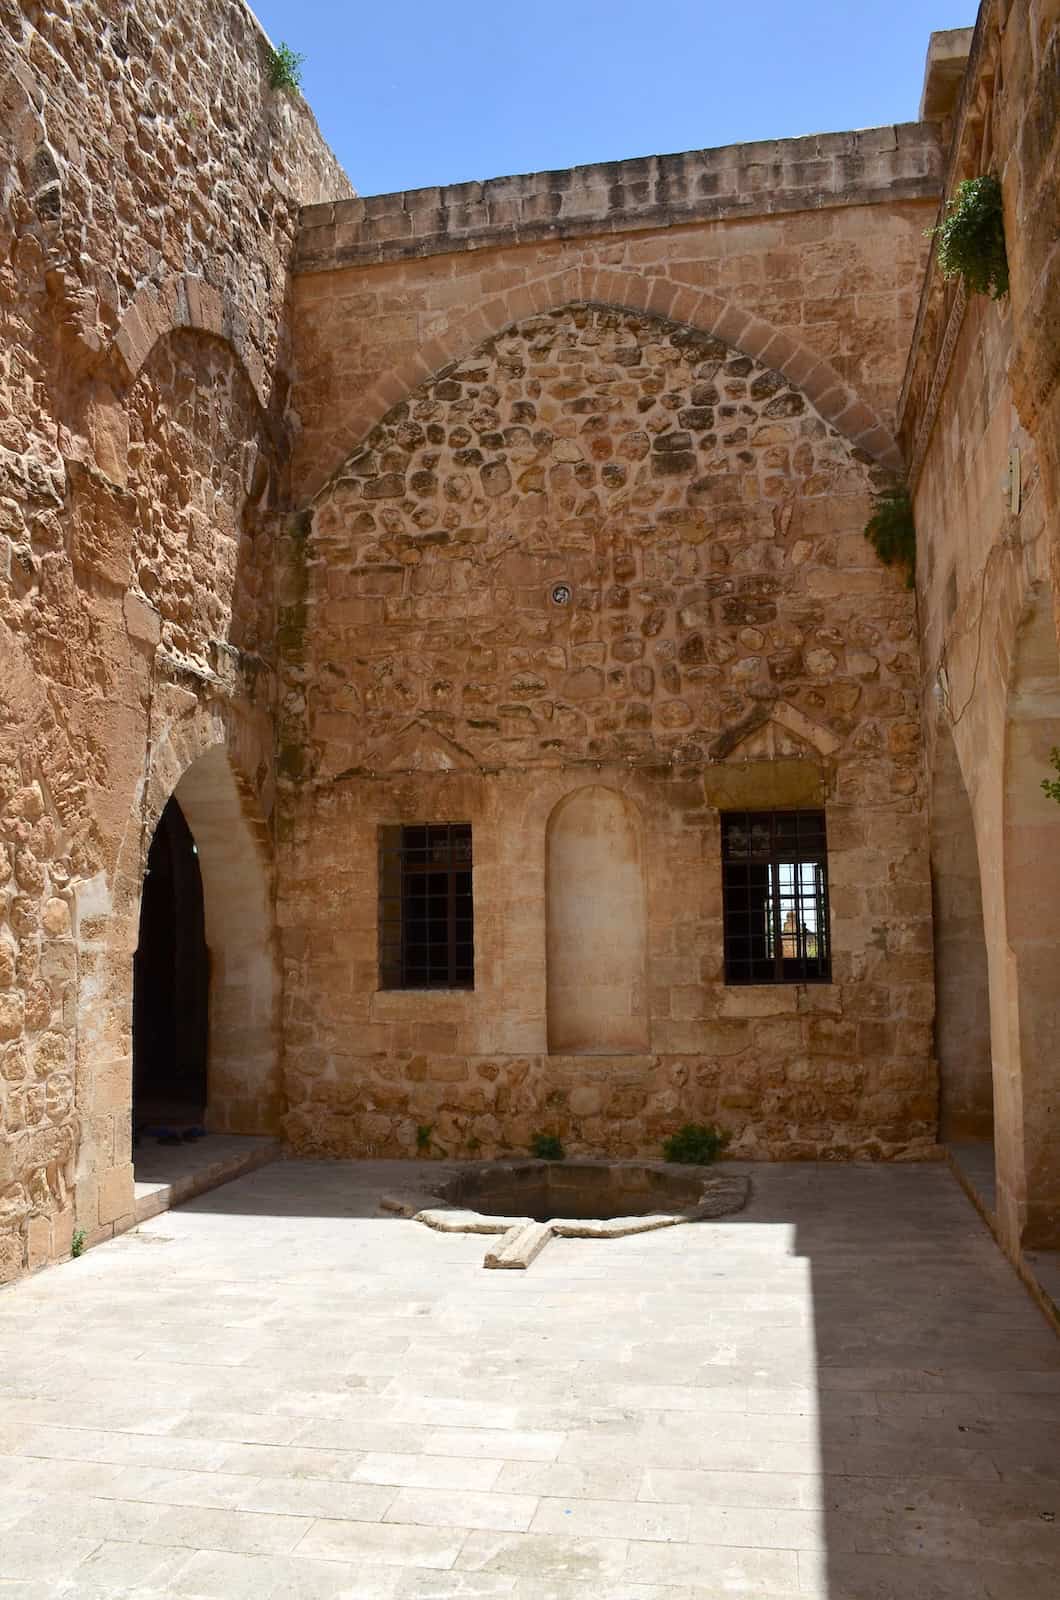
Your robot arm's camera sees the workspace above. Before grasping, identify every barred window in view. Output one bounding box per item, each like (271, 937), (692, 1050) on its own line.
(379, 824), (474, 990)
(722, 810), (831, 984)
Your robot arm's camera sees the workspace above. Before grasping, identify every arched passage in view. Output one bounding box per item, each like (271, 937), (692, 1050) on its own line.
(133, 796), (209, 1132)
(930, 718), (992, 1140)
(133, 744), (282, 1144)
(546, 787), (648, 1055)
(1002, 590), (1060, 1246)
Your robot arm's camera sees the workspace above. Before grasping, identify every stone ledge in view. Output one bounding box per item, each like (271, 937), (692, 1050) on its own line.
(944, 1144), (1060, 1336)
(296, 124), (942, 273)
(484, 1220), (553, 1269)
(132, 1135), (282, 1224)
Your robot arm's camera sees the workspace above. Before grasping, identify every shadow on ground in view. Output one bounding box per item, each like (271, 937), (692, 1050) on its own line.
(0, 1159), (1056, 1597)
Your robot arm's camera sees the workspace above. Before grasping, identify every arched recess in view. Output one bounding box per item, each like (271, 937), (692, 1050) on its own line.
(1003, 587), (1060, 1247)
(546, 787), (648, 1055)
(109, 272), (268, 409)
(930, 717), (992, 1140)
(304, 281), (901, 501)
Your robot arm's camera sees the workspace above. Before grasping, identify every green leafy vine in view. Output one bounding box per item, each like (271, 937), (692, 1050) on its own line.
(863, 485), (916, 589)
(931, 174), (1009, 300)
(1043, 749), (1060, 805)
(266, 41), (305, 93)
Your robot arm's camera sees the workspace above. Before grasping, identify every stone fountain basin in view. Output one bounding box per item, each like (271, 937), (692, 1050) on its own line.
(381, 1158), (750, 1258)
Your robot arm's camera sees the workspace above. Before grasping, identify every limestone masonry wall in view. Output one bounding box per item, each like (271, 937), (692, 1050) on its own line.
(295, 124), (942, 269)
(900, 0), (1060, 1253)
(290, 193), (939, 507)
(279, 304), (936, 1162)
(0, 0), (350, 1283)
(7, 0), (1057, 1283)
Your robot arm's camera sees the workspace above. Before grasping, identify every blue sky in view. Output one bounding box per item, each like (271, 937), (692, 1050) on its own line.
(251, 1), (976, 197)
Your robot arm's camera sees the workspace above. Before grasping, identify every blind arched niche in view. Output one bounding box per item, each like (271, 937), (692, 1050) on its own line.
(546, 786), (648, 1054)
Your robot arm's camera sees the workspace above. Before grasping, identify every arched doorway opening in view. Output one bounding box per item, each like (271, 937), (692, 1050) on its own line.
(133, 796), (209, 1138)
(131, 742), (282, 1178)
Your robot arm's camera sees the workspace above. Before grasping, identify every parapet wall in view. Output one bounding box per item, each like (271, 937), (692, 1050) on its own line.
(296, 124), (942, 271)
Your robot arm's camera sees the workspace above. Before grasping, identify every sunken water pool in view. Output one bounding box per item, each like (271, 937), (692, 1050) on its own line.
(380, 1159), (750, 1270)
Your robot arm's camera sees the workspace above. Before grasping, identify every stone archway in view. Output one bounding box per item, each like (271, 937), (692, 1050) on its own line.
(546, 787), (648, 1055)
(148, 743), (282, 1138)
(300, 286), (903, 502)
(930, 717), (992, 1140)
(74, 713), (281, 1240)
(1001, 589), (1060, 1247)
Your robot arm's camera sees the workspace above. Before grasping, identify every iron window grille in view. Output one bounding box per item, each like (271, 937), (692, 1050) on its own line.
(722, 810), (831, 984)
(379, 823), (474, 990)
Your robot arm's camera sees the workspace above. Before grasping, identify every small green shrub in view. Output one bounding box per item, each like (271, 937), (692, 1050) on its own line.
(931, 173), (1009, 300)
(416, 1123), (433, 1154)
(531, 1133), (565, 1161)
(662, 1123), (728, 1165)
(863, 485), (916, 589)
(70, 1228), (86, 1259)
(266, 41), (305, 93)
(1043, 749), (1060, 805)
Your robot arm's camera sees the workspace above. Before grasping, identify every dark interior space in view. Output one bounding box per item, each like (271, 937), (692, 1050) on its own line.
(133, 795), (210, 1142)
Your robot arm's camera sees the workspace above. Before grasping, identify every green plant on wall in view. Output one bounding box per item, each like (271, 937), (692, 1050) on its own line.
(863, 485), (916, 589)
(531, 1133), (565, 1161)
(931, 174), (1009, 300)
(1043, 749), (1060, 804)
(266, 41), (305, 93)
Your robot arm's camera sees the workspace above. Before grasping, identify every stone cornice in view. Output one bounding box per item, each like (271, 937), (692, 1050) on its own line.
(294, 124), (942, 275)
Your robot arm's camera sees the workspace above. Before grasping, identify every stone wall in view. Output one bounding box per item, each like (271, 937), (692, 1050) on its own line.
(1000, 0), (1060, 568)
(279, 304), (936, 1163)
(290, 131), (943, 506)
(296, 124), (941, 268)
(902, 0), (1060, 1251)
(0, 0), (350, 1283)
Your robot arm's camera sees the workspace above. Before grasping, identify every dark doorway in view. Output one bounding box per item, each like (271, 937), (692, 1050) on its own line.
(133, 796), (210, 1136)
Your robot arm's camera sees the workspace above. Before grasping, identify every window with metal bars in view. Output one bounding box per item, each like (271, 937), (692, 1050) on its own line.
(378, 824), (474, 990)
(721, 810), (831, 984)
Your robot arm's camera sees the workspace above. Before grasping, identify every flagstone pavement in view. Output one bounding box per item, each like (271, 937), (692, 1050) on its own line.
(0, 1159), (1057, 1598)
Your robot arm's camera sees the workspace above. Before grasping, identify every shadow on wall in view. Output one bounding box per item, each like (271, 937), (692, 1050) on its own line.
(1003, 589), (1060, 1249)
(930, 716), (992, 1142)
(546, 786), (648, 1055)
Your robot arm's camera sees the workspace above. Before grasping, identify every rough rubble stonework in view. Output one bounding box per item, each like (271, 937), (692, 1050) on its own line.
(0, 0), (351, 1284)
(1, 0), (1058, 1284)
(278, 303), (936, 1164)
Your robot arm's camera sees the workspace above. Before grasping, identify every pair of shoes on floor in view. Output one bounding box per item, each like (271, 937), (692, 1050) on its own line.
(142, 1124), (208, 1145)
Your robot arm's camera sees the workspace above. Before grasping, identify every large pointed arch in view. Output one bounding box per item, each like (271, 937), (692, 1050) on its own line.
(303, 273), (902, 500)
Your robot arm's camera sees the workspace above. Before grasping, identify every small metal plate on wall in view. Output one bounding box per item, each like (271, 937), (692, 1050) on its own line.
(1008, 447), (1021, 516)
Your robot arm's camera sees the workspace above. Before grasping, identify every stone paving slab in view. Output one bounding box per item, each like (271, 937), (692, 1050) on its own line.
(0, 1159), (1057, 1597)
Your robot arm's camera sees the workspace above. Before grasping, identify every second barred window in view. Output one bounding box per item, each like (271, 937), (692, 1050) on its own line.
(721, 810), (831, 984)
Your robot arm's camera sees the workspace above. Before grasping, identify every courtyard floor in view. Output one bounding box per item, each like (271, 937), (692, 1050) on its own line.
(0, 1160), (1058, 1599)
